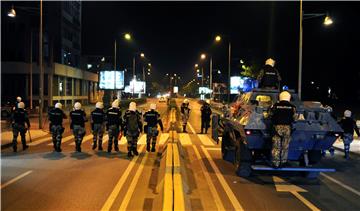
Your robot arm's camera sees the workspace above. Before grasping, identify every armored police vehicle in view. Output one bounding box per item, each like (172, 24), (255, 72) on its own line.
(217, 88), (343, 178)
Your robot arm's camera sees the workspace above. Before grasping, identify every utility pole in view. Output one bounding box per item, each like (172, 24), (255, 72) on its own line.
(39, 0), (43, 129)
(227, 42), (231, 103)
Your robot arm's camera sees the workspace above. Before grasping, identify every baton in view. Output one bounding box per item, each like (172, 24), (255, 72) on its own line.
(28, 128), (32, 143)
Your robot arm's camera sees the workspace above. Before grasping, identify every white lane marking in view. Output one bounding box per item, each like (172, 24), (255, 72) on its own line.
(200, 145), (244, 210)
(320, 172), (360, 197)
(273, 176), (320, 211)
(100, 145), (145, 211)
(159, 133), (169, 145)
(178, 133), (192, 146)
(187, 122), (196, 134)
(192, 145), (225, 211)
(198, 134), (215, 146)
(70, 134), (93, 146)
(28, 136), (52, 146)
(47, 134), (74, 146)
(1, 170), (33, 189)
(118, 151), (149, 210)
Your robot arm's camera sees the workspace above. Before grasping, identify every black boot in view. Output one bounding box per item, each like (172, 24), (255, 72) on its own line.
(151, 144), (156, 152)
(183, 126), (187, 133)
(128, 151), (133, 158)
(92, 141), (97, 150)
(23, 145), (29, 151)
(76, 143), (81, 152)
(13, 145), (17, 153)
(114, 145), (119, 152)
(98, 139), (103, 150)
(146, 143), (151, 152)
(133, 147), (139, 156)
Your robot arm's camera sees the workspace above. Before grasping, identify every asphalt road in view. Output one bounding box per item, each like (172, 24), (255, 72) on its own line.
(1, 98), (360, 210)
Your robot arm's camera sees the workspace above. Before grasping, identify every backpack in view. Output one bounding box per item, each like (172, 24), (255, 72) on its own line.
(127, 112), (139, 134)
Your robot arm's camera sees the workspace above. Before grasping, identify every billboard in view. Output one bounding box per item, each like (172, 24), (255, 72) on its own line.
(230, 76), (258, 94)
(99, 70), (125, 90)
(213, 83), (227, 94)
(173, 86), (179, 93)
(127, 80), (146, 94)
(199, 87), (212, 94)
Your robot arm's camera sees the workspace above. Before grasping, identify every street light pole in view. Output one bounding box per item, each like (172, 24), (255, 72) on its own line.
(201, 67), (204, 87)
(29, 30), (33, 110)
(114, 39), (117, 70)
(210, 57), (213, 98)
(227, 42), (231, 103)
(298, 0), (303, 100)
(39, 0), (43, 129)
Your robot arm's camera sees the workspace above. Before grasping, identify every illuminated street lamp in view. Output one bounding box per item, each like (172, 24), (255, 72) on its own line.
(215, 35), (221, 42)
(214, 34), (231, 102)
(298, 0), (333, 99)
(7, 6), (16, 17)
(124, 33), (132, 40)
(201, 54), (206, 60)
(195, 64), (198, 68)
(140, 53), (145, 58)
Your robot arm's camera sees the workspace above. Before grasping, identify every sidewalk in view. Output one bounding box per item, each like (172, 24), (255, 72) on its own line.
(333, 137), (360, 155)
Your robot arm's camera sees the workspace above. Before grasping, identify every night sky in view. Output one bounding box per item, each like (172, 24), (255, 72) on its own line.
(82, 1), (360, 101)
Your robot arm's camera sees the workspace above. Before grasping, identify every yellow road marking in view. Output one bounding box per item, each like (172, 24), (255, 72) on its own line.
(173, 144), (185, 211)
(28, 136), (52, 146)
(101, 135), (109, 144)
(100, 145), (145, 211)
(159, 133), (169, 145)
(200, 145), (244, 210)
(178, 133), (192, 146)
(118, 152), (149, 210)
(198, 134), (215, 146)
(46, 134), (77, 146)
(163, 143), (173, 211)
(291, 191), (320, 211)
(70, 134), (93, 146)
(1, 170), (33, 189)
(119, 136), (127, 145)
(137, 134), (147, 145)
(204, 148), (221, 151)
(192, 145), (225, 211)
(187, 122), (196, 134)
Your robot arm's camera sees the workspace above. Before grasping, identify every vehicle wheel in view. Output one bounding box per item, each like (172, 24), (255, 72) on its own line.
(308, 150), (322, 165)
(235, 138), (252, 177)
(221, 124), (236, 162)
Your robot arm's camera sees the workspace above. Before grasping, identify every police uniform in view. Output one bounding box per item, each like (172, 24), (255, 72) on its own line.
(144, 109), (164, 152)
(200, 103), (212, 134)
(257, 65), (281, 89)
(70, 109), (87, 152)
(11, 108), (30, 152)
(106, 107), (122, 152)
(269, 100), (296, 167)
(123, 110), (142, 157)
(338, 115), (360, 160)
(48, 107), (67, 152)
(91, 108), (106, 150)
(180, 103), (190, 132)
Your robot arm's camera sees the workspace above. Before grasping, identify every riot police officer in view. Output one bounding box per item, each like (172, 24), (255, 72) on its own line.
(11, 102), (30, 152)
(70, 102), (87, 152)
(200, 99), (212, 134)
(338, 110), (360, 160)
(257, 58), (281, 89)
(91, 102), (106, 151)
(106, 100), (122, 153)
(48, 103), (67, 152)
(269, 91), (296, 168)
(180, 99), (191, 133)
(123, 102), (143, 158)
(144, 103), (164, 152)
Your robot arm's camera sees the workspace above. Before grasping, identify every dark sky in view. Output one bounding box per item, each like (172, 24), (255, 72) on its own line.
(82, 1), (360, 101)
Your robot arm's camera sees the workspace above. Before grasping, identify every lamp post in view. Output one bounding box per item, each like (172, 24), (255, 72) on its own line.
(214, 35), (231, 102)
(114, 33), (132, 71)
(298, 0), (333, 100)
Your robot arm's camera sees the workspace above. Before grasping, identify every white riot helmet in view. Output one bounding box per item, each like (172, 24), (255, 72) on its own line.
(112, 99), (119, 108)
(96, 102), (104, 109)
(55, 102), (62, 109)
(16, 96), (22, 102)
(265, 58), (275, 67)
(129, 102), (137, 112)
(206, 99), (211, 104)
(184, 99), (189, 104)
(344, 110), (352, 118)
(150, 103), (157, 110)
(18, 102), (25, 109)
(74, 102), (82, 110)
(279, 91), (291, 102)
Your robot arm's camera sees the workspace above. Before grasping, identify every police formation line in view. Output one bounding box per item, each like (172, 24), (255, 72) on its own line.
(10, 99), (164, 159)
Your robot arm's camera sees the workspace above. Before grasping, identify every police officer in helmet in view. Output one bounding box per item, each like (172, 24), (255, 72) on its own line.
(181, 99), (191, 133)
(257, 58), (281, 89)
(48, 102), (67, 152)
(144, 103), (164, 152)
(70, 102), (87, 152)
(269, 91), (296, 168)
(106, 99), (122, 153)
(91, 102), (106, 151)
(200, 99), (212, 134)
(123, 102), (143, 158)
(11, 102), (30, 152)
